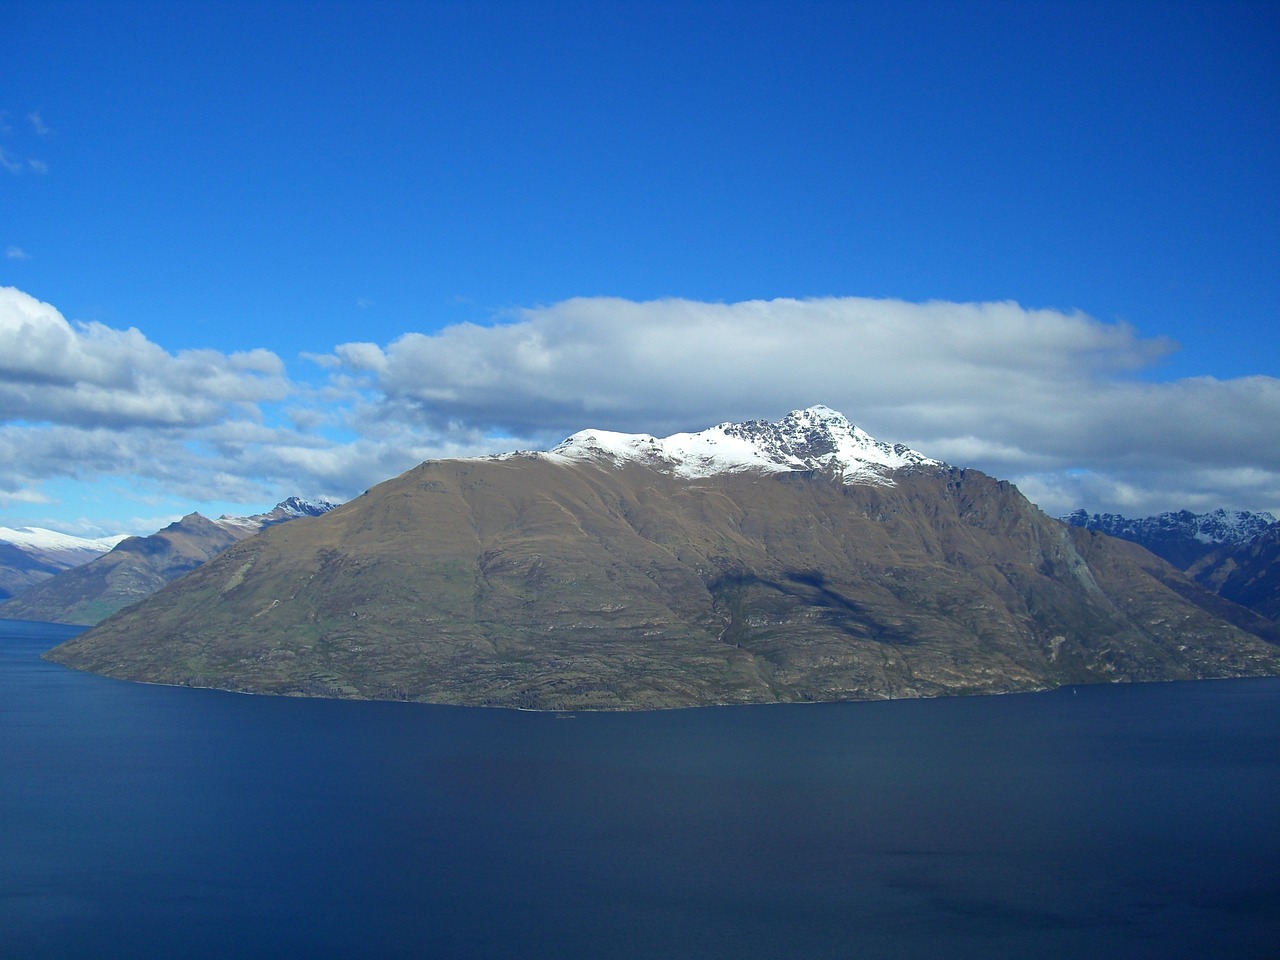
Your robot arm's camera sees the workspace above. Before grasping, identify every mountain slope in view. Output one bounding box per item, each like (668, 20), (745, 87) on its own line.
(47, 410), (1280, 710)
(1188, 523), (1280, 621)
(3, 498), (336, 625)
(1062, 508), (1280, 621)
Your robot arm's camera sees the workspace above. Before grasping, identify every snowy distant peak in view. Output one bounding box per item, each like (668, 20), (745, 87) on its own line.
(268, 496), (341, 519)
(1193, 509), (1279, 543)
(1060, 506), (1279, 570)
(549, 406), (943, 485)
(0, 499), (342, 551)
(0, 526), (127, 555)
(1063, 508), (1277, 546)
(215, 497), (341, 533)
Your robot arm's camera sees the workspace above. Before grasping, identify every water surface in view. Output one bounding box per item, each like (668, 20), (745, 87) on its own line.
(3, 619), (1278, 958)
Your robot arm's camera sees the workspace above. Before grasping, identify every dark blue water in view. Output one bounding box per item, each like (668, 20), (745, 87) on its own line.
(3, 619), (1278, 959)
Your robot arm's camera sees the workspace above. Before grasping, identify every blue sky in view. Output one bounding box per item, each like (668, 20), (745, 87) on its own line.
(2, 0), (1278, 535)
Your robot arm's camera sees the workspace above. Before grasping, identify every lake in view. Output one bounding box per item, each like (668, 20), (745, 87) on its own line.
(3, 618), (1278, 959)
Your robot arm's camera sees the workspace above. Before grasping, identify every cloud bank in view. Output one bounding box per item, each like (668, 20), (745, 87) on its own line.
(0, 287), (287, 428)
(3, 288), (1277, 527)
(325, 297), (1280, 516)
(0, 287), (513, 524)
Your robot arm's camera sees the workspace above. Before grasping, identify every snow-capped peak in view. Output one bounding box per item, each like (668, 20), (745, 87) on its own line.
(215, 497), (340, 532)
(0, 526), (128, 559)
(273, 496), (341, 518)
(546, 405), (943, 485)
(1063, 508), (1277, 546)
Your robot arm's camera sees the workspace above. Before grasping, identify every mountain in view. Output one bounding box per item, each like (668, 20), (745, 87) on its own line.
(46, 407), (1280, 710)
(0, 527), (127, 601)
(1188, 523), (1280, 621)
(1061, 508), (1276, 570)
(3, 498), (337, 625)
(1062, 508), (1280, 621)
(548, 405), (943, 481)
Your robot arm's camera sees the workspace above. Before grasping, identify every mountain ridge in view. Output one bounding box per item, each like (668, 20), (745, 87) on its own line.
(538, 405), (943, 484)
(1061, 507), (1280, 622)
(1062, 508), (1277, 569)
(1188, 523), (1280, 621)
(46, 409), (1280, 710)
(2, 498), (338, 624)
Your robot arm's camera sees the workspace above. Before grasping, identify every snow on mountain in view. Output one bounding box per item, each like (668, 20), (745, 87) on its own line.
(1062, 508), (1276, 547)
(1, 498), (339, 555)
(542, 405), (943, 485)
(214, 497), (341, 533)
(272, 496), (341, 518)
(1061, 507), (1278, 571)
(0, 526), (129, 600)
(0, 526), (128, 558)
(0, 497), (345, 621)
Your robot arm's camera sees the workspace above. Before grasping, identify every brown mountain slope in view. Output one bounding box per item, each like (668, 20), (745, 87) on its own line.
(2, 498), (337, 626)
(4, 513), (249, 625)
(46, 456), (1280, 710)
(0, 541), (73, 601)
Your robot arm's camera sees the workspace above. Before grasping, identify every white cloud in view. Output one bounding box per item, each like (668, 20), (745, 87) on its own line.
(1012, 465), (1280, 521)
(0, 287), (289, 428)
(3, 289), (1276, 524)
(319, 296), (1280, 516)
(27, 111), (50, 136)
(0, 486), (53, 508)
(0, 287), (333, 516)
(323, 297), (1178, 435)
(5, 246), (29, 260)
(332, 340), (388, 373)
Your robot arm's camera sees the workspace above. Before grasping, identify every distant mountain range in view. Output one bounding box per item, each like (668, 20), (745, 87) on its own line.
(0, 527), (127, 601)
(1061, 508), (1276, 568)
(47, 407), (1280, 711)
(1, 497), (337, 625)
(1189, 524), (1280, 621)
(1061, 508), (1280, 621)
